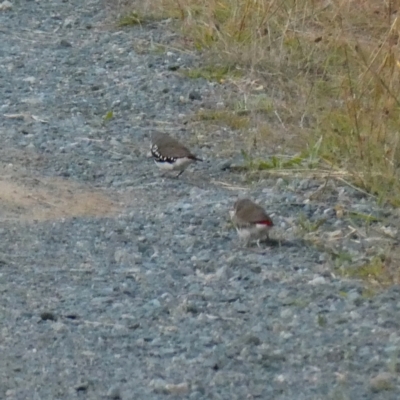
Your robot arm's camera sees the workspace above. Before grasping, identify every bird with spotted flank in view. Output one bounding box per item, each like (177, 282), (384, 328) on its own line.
(150, 132), (202, 177)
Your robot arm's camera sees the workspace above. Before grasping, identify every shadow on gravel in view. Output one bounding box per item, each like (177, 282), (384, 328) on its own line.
(244, 238), (311, 254)
(261, 238), (310, 247)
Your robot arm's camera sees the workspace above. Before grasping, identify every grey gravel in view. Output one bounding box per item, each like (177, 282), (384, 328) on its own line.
(1, 1), (400, 399)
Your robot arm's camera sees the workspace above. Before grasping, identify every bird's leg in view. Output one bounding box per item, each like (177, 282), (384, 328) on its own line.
(176, 170), (185, 178)
(237, 228), (252, 248)
(244, 235), (251, 248)
(235, 228), (245, 247)
(240, 239), (250, 249)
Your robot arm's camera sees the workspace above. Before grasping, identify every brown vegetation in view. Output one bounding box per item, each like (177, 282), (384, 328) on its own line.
(121, 0), (400, 206)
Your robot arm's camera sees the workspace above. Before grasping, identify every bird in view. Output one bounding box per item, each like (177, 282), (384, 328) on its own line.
(150, 132), (202, 177)
(229, 198), (274, 247)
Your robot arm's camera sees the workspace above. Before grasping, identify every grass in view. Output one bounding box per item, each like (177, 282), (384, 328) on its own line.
(238, 135), (323, 171)
(103, 110), (114, 122)
(182, 65), (242, 82)
(336, 251), (400, 288)
(117, 11), (143, 27)
(121, 0), (400, 206)
(297, 214), (327, 233)
(194, 109), (250, 130)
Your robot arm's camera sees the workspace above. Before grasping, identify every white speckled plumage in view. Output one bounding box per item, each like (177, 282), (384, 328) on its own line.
(150, 132), (202, 177)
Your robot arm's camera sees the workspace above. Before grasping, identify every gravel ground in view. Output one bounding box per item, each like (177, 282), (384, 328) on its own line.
(1, 1), (400, 399)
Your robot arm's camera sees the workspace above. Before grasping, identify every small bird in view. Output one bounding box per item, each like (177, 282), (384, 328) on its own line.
(150, 132), (202, 177)
(229, 198), (274, 247)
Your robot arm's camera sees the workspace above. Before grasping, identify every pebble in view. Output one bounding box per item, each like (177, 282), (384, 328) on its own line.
(188, 90), (202, 101)
(308, 276), (326, 285)
(369, 372), (394, 392)
(63, 16), (76, 28)
(59, 39), (72, 48)
(165, 382), (190, 395)
(0, 1), (12, 11)
(107, 386), (122, 399)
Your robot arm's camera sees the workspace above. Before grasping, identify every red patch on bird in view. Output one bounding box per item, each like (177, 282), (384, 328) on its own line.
(258, 220), (273, 226)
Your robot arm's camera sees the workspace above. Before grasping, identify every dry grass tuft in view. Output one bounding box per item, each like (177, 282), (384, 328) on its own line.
(194, 109), (250, 130)
(337, 248), (400, 288)
(117, 11), (143, 27)
(122, 0), (400, 206)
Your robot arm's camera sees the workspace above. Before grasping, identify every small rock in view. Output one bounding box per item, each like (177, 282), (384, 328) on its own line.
(165, 382), (189, 395)
(188, 90), (202, 101)
(243, 334), (261, 346)
(51, 322), (66, 333)
(335, 372), (347, 383)
(0, 1), (12, 11)
(308, 276), (326, 285)
(278, 289), (290, 300)
(40, 311), (57, 321)
(149, 379), (168, 394)
(233, 301), (248, 313)
(280, 331), (293, 339)
(370, 372), (393, 392)
(149, 379), (190, 395)
(59, 39), (72, 48)
(19, 125), (30, 135)
(298, 179), (311, 190)
(114, 249), (140, 265)
(22, 76), (36, 84)
(349, 311), (361, 320)
(347, 290), (360, 303)
(275, 374), (286, 383)
(218, 160), (231, 171)
(63, 16), (76, 28)
(75, 381), (89, 392)
(358, 346), (371, 357)
(215, 265), (229, 279)
(250, 265), (262, 274)
(107, 385), (122, 399)
(184, 301), (198, 314)
(64, 313), (79, 320)
(110, 138), (119, 147)
(280, 308), (293, 319)
(323, 207), (335, 217)
(303, 203), (313, 213)
(114, 249), (126, 264)
(317, 314), (327, 327)
(148, 299), (161, 308)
